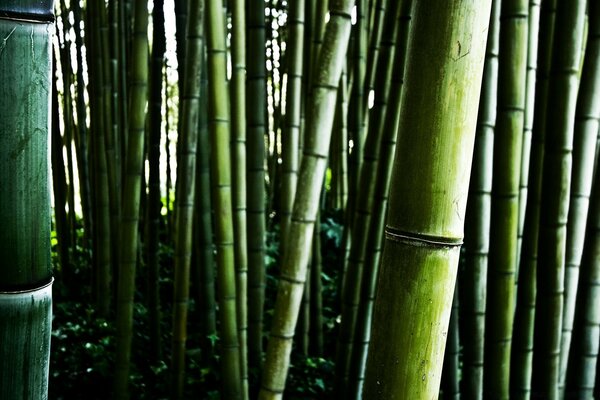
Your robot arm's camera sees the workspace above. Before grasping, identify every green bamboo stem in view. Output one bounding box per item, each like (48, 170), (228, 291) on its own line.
(51, 57), (70, 278)
(483, 0), (528, 397)
(310, 214), (324, 356)
(0, 4), (54, 398)
(113, 1), (149, 397)
(281, 0), (305, 250)
(516, 0), (541, 276)
(87, 29), (113, 318)
(441, 285), (460, 400)
(230, 0), (248, 395)
(99, 0), (121, 257)
(247, 0), (268, 371)
(342, 0), (368, 286)
(258, 1), (354, 397)
(362, 0), (491, 398)
(347, 6), (411, 395)
(206, 0), (243, 396)
(171, 0), (204, 396)
(460, 1), (499, 398)
(194, 52), (217, 343)
(335, 0), (401, 392)
(530, 1), (586, 397)
(565, 157), (600, 400)
(510, 0), (557, 397)
(364, 0), (385, 106)
(559, 1), (600, 392)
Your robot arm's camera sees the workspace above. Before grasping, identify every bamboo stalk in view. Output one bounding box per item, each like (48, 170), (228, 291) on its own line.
(258, 1), (354, 397)
(0, 3), (55, 398)
(531, 0), (587, 396)
(363, 1), (492, 397)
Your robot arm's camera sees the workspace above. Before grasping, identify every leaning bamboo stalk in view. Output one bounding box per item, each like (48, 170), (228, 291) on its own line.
(363, 0), (491, 397)
(531, 1), (586, 396)
(346, 6), (411, 396)
(258, 1), (354, 397)
(335, 0), (402, 392)
(0, 3), (55, 398)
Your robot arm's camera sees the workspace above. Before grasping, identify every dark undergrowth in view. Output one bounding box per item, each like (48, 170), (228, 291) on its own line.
(49, 209), (344, 399)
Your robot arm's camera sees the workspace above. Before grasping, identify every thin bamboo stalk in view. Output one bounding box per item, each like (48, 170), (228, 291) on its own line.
(559, 1), (600, 391)
(206, 0), (243, 396)
(113, 1), (149, 397)
(483, 0), (528, 397)
(258, 1), (354, 397)
(460, 1), (499, 398)
(247, 0), (268, 371)
(510, 0), (557, 396)
(230, 0), (249, 395)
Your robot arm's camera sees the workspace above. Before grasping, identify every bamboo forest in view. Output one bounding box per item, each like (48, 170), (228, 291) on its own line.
(4, 0), (600, 399)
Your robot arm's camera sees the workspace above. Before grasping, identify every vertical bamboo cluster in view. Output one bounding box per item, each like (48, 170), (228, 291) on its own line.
(114, 1), (149, 398)
(531, 1), (586, 397)
(259, 0), (354, 397)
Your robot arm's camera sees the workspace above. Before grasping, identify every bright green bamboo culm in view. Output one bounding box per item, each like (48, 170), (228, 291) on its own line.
(206, 0), (243, 396)
(0, 2), (55, 399)
(363, 0), (492, 398)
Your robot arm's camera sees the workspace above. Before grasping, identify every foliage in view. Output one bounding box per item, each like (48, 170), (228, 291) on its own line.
(49, 210), (344, 399)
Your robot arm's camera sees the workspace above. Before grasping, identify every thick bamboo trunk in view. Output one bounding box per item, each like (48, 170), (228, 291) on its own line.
(0, 3), (55, 398)
(363, 1), (492, 398)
